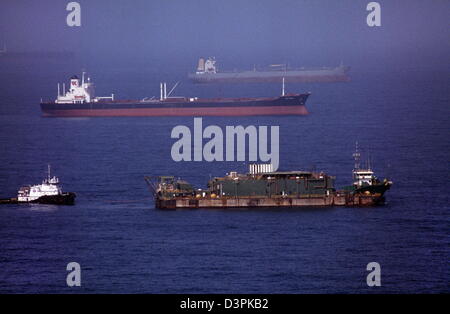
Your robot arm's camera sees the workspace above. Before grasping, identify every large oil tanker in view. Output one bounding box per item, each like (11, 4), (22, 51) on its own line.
(145, 145), (392, 209)
(188, 57), (350, 84)
(40, 73), (309, 117)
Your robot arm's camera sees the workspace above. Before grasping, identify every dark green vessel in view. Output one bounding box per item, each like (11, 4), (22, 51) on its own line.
(145, 145), (392, 209)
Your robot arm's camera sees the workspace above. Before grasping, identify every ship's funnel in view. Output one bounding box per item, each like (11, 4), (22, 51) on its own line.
(70, 76), (80, 90)
(197, 58), (205, 72)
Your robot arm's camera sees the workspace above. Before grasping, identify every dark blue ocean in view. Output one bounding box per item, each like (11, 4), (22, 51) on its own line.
(0, 56), (448, 293)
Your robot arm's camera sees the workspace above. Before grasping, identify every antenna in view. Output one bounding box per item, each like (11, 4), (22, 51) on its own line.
(352, 141), (360, 171)
(167, 81), (180, 97)
(57, 83), (60, 97)
(282, 77), (285, 96)
(368, 154), (373, 171)
(47, 164), (51, 181)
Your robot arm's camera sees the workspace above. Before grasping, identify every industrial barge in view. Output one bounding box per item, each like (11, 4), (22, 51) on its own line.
(40, 73), (309, 117)
(145, 146), (392, 209)
(188, 57), (350, 84)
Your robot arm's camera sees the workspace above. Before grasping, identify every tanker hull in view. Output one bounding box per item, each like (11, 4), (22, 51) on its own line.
(40, 94), (309, 117)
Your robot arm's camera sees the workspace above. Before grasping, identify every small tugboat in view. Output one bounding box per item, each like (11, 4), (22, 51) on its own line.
(145, 144), (392, 209)
(15, 165), (76, 205)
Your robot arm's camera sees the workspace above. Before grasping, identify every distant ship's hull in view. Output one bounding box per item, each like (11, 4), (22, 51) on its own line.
(0, 51), (75, 59)
(40, 94), (309, 117)
(9, 193), (76, 205)
(189, 67), (350, 84)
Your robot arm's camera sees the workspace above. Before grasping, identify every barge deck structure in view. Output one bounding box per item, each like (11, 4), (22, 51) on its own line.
(145, 146), (392, 209)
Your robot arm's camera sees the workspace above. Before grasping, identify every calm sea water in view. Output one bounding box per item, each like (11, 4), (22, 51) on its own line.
(0, 56), (448, 293)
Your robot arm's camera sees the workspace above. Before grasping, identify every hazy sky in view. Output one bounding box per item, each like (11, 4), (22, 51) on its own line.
(1, 0), (449, 67)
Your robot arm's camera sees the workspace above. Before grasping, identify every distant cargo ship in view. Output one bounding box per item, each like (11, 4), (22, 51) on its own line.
(188, 57), (350, 84)
(40, 73), (310, 117)
(145, 145), (392, 209)
(0, 47), (75, 59)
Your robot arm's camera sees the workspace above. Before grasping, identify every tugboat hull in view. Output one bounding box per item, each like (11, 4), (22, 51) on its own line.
(1, 193), (76, 206)
(354, 182), (392, 195)
(30, 192), (76, 205)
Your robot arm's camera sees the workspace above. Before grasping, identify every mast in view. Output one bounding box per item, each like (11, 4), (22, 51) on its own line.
(282, 77), (285, 96)
(47, 164), (51, 181)
(368, 154), (372, 171)
(353, 142), (360, 171)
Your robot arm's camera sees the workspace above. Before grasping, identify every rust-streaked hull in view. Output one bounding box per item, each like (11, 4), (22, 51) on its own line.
(41, 105), (308, 117)
(155, 194), (386, 209)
